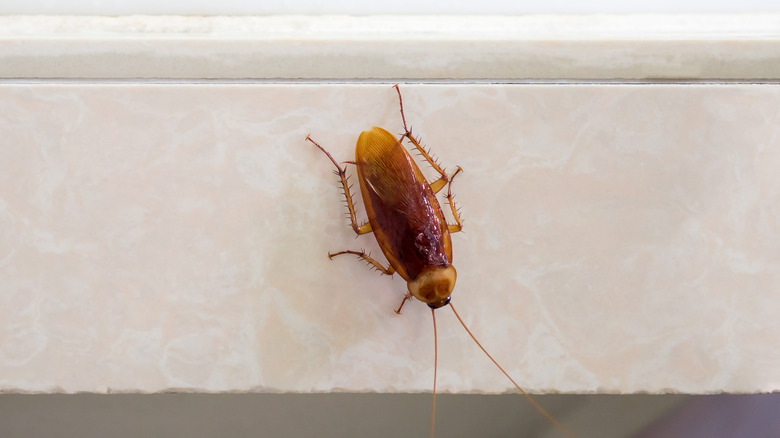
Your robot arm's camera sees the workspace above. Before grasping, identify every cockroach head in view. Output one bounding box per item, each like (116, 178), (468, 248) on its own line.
(407, 265), (457, 309)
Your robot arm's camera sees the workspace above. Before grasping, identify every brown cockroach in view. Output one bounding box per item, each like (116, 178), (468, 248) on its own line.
(306, 85), (575, 438)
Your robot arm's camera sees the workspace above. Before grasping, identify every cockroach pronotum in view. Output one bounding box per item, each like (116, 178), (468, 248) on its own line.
(306, 85), (575, 438)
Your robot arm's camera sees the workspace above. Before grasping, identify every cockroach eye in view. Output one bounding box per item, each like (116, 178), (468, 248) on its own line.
(427, 296), (451, 310)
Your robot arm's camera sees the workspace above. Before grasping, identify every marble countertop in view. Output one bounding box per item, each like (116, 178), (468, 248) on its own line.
(1, 83), (778, 394)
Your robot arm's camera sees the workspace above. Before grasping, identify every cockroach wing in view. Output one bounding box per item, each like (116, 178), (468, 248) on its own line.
(355, 127), (453, 282)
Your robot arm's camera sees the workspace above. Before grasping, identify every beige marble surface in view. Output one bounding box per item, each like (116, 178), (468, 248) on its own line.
(1, 84), (779, 394)
(2, 15), (780, 79)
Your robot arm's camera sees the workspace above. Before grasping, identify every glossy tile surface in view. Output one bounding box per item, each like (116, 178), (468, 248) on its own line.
(1, 84), (778, 393)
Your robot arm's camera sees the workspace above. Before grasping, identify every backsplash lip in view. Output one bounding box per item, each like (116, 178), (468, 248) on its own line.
(2, 15), (780, 39)
(1, 15), (779, 80)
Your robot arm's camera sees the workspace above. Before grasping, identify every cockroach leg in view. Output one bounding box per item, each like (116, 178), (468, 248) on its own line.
(394, 85), (448, 176)
(393, 85), (461, 199)
(445, 166), (464, 233)
(394, 293), (413, 314)
(306, 135), (372, 235)
(328, 249), (395, 276)
(428, 175), (447, 195)
(405, 133), (450, 185)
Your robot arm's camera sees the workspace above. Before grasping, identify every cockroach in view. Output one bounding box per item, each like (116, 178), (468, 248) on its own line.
(306, 85), (575, 438)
